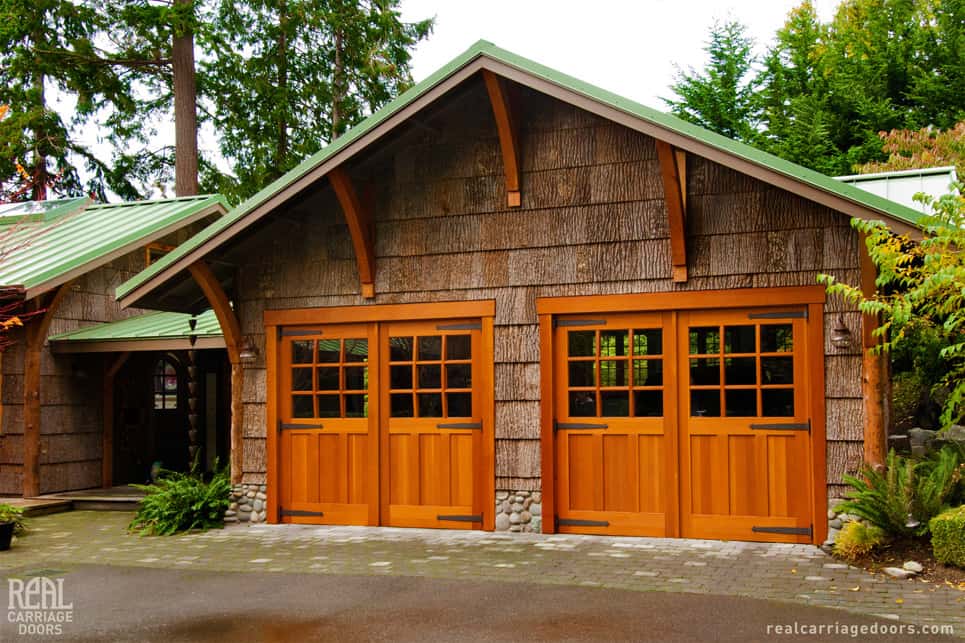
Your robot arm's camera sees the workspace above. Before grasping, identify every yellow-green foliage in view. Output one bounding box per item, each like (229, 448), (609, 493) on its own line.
(929, 505), (965, 568)
(834, 521), (888, 561)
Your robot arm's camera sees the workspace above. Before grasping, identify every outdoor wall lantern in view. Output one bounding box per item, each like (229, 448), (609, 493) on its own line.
(829, 315), (852, 351)
(239, 337), (259, 363)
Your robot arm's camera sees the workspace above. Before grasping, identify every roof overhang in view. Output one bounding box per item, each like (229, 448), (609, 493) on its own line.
(116, 41), (926, 311)
(50, 336), (226, 354)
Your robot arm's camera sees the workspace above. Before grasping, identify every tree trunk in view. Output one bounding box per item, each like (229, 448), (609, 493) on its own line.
(172, 0), (199, 196)
(276, 0), (289, 168)
(31, 34), (48, 201)
(332, 28), (343, 140)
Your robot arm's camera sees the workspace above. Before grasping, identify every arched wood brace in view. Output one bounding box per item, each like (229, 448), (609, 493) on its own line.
(482, 70), (522, 208)
(22, 282), (72, 497)
(328, 167), (376, 299)
(655, 140), (688, 283)
(188, 260), (244, 484)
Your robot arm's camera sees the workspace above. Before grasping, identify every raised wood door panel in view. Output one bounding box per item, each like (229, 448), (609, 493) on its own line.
(553, 313), (676, 537)
(380, 320), (483, 529)
(678, 309), (813, 543)
(278, 323), (379, 525)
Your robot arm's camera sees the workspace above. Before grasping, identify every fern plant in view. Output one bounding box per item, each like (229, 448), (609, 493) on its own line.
(128, 463), (231, 536)
(916, 445), (964, 519)
(838, 450), (921, 537)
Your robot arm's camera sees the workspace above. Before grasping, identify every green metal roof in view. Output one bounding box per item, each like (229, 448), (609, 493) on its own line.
(0, 195), (228, 299)
(49, 309), (221, 344)
(116, 39), (926, 304)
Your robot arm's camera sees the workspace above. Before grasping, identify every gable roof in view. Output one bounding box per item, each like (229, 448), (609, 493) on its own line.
(0, 194), (228, 299)
(116, 40), (926, 308)
(49, 309), (223, 353)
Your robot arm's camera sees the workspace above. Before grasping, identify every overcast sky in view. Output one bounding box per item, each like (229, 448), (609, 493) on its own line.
(398, 0), (839, 108)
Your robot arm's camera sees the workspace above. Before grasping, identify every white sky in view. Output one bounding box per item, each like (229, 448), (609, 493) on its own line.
(398, 0), (839, 108)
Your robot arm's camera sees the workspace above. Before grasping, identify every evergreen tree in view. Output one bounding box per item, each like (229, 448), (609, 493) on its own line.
(202, 0), (432, 203)
(663, 20), (759, 143)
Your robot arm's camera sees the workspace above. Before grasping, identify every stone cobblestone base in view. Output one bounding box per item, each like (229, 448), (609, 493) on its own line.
(226, 483), (267, 523)
(494, 490), (542, 532)
(825, 497), (863, 546)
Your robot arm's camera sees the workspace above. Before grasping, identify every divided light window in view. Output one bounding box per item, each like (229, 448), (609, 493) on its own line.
(290, 338), (369, 418)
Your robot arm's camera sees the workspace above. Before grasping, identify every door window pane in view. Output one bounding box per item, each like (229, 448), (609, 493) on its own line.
(316, 339), (341, 363)
(725, 389), (758, 417)
(344, 394), (368, 418)
(762, 357), (794, 385)
(446, 335), (471, 360)
(418, 393), (443, 417)
(689, 358), (720, 385)
(417, 336), (442, 361)
(317, 395), (340, 418)
(568, 362), (595, 387)
(390, 337), (413, 361)
(600, 330), (628, 357)
(690, 390), (721, 417)
(689, 327), (720, 354)
(417, 364), (441, 389)
(292, 395), (314, 418)
(633, 390), (663, 417)
(762, 389), (795, 417)
(569, 391), (596, 417)
(291, 367), (312, 391)
(344, 366), (367, 390)
(599, 360), (628, 387)
(633, 359), (663, 386)
(391, 393), (414, 417)
(724, 326), (756, 354)
(447, 393), (472, 417)
(446, 364), (472, 389)
(390, 365), (413, 389)
(633, 329), (662, 356)
(316, 367), (339, 390)
(344, 339), (368, 362)
(724, 357), (757, 385)
(292, 341), (313, 364)
(568, 331), (596, 357)
(600, 391), (629, 416)
(760, 325), (793, 353)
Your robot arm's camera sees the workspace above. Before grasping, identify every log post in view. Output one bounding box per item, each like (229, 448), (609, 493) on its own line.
(859, 232), (886, 467)
(187, 261), (244, 485)
(22, 284), (71, 497)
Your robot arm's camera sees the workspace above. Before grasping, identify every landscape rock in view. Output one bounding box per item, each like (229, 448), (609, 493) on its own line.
(883, 567), (915, 579)
(902, 561), (923, 573)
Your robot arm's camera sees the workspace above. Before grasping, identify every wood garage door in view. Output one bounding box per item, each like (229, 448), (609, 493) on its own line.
(553, 307), (815, 543)
(276, 318), (487, 529)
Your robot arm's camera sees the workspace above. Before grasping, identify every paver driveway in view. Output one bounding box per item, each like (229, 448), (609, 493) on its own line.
(2, 511), (963, 636)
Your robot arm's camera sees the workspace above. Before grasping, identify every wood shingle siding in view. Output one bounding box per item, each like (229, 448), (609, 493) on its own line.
(228, 84), (867, 500)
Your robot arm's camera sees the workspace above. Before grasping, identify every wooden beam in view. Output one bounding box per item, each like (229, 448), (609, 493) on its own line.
(482, 70), (522, 208)
(187, 261), (244, 485)
(328, 167), (376, 299)
(102, 351), (131, 488)
(859, 233), (886, 468)
(656, 141), (688, 282)
(22, 283), (71, 497)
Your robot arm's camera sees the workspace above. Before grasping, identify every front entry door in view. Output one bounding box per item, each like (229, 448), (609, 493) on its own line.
(381, 321), (483, 529)
(553, 306), (815, 543)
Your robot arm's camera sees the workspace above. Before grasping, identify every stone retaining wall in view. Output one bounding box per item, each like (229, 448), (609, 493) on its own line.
(226, 483), (267, 523)
(494, 490), (542, 533)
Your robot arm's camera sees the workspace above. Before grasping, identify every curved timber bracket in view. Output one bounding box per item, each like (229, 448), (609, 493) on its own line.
(329, 167), (376, 298)
(188, 260), (244, 484)
(656, 140), (688, 282)
(482, 70), (521, 208)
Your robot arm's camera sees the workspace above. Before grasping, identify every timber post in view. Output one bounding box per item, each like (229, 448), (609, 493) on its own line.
(187, 261), (244, 485)
(22, 284), (71, 497)
(859, 232), (887, 468)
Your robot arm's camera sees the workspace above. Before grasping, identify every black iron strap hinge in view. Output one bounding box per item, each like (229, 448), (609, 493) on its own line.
(749, 420), (810, 433)
(437, 422), (483, 430)
(436, 322), (482, 330)
(553, 420), (608, 431)
(278, 420), (323, 431)
(279, 328), (323, 338)
(437, 514), (483, 523)
(280, 508), (325, 518)
(555, 516), (610, 528)
(748, 310), (808, 321)
(553, 319), (607, 329)
(751, 524), (812, 537)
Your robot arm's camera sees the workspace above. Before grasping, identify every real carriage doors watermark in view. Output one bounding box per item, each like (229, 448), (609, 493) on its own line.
(7, 577), (74, 637)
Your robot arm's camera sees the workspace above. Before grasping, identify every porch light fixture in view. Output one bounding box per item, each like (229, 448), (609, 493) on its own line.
(239, 338), (259, 363)
(829, 315), (852, 351)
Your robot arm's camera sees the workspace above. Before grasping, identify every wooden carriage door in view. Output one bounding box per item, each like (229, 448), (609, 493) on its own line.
(678, 309), (813, 543)
(553, 313), (675, 537)
(380, 320), (483, 529)
(278, 323), (379, 525)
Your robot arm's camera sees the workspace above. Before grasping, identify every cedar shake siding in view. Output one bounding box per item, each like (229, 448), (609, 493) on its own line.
(225, 81), (865, 498)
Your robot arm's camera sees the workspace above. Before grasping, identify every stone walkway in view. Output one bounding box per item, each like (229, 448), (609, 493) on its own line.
(2, 512), (963, 635)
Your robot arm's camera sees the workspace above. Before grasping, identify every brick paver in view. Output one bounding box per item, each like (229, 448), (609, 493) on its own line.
(2, 511), (963, 635)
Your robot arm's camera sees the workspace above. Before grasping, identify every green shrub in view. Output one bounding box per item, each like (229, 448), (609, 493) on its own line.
(834, 521), (888, 561)
(838, 450), (920, 536)
(916, 446), (964, 519)
(0, 503), (26, 535)
(929, 506), (965, 568)
(128, 466), (230, 536)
